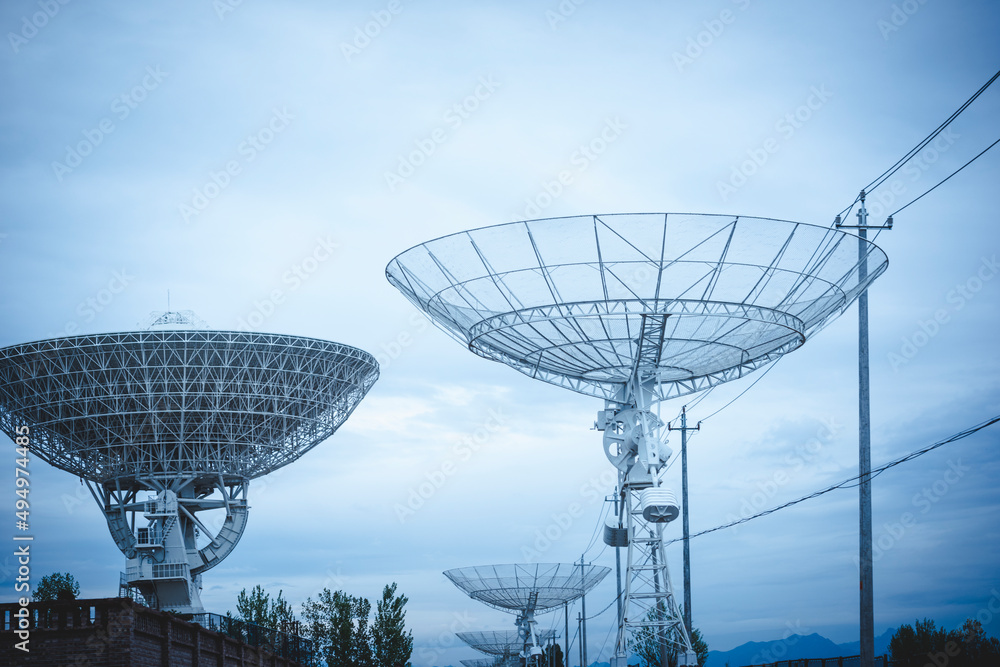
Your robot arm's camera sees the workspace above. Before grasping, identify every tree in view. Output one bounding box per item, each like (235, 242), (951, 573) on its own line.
(543, 641), (564, 667)
(33, 572), (80, 602)
(237, 585), (272, 627)
(235, 585), (297, 629)
(632, 604), (708, 667)
(689, 628), (709, 667)
(889, 618), (1000, 667)
(889, 619), (951, 667)
(296, 583), (413, 667)
(952, 618), (1000, 666)
(303, 588), (363, 667)
(372, 583), (414, 667)
(273, 589), (297, 631)
(232, 585), (299, 650)
(353, 596), (375, 667)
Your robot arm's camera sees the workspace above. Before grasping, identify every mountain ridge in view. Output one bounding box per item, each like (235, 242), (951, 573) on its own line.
(705, 628), (895, 666)
(435, 628), (895, 667)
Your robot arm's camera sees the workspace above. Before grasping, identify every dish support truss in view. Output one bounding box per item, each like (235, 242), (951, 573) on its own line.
(513, 600), (557, 661)
(92, 474), (250, 614)
(599, 318), (699, 666)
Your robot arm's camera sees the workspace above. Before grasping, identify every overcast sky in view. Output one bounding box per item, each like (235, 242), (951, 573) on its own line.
(1, 1), (998, 665)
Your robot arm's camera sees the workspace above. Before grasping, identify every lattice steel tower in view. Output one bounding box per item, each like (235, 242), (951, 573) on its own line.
(0, 311), (378, 613)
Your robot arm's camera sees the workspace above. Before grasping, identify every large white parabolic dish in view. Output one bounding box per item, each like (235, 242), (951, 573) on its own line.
(0, 328), (379, 483)
(387, 213), (887, 400)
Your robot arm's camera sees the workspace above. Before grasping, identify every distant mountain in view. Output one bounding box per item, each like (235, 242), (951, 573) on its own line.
(437, 629), (894, 667)
(834, 627), (896, 657)
(705, 628), (895, 666)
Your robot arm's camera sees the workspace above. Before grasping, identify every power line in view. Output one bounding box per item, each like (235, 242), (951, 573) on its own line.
(685, 386), (714, 412)
(594, 613), (617, 662)
(836, 68), (1000, 220)
(584, 585), (622, 621)
(889, 135), (1000, 218)
(697, 362), (779, 424)
(862, 70), (998, 195)
(667, 386), (716, 429)
(548, 603), (562, 634)
(585, 551), (670, 623)
(661, 365), (779, 474)
(868, 134), (1000, 247)
(665, 361), (778, 438)
(582, 494), (612, 556)
(662, 413), (1000, 547)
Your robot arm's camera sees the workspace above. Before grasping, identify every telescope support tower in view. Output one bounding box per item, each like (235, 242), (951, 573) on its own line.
(600, 368), (697, 666)
(89, 475), (250, 613)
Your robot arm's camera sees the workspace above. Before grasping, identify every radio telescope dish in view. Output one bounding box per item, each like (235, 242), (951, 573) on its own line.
(387, 213), (887, 402)
(445, 563), (610, 613)
(457, 630), (559, 656)
(0, 315), (378, 613)
(391, 214), (887, 665)
(446, 563), (608, 661)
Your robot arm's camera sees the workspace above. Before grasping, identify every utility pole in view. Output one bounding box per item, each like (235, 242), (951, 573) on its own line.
(836, 191), (890, 667)
(579, 556), (588, 667)
(577, 612), (583, 667)
(857, 195), (874, 667)
(564, 601), (570, 667)
(668, 407), (700, 635)
(608, 477), (624, 629)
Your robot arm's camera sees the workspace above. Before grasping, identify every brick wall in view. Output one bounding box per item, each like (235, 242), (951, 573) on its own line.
(0, 598), (309, 667)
